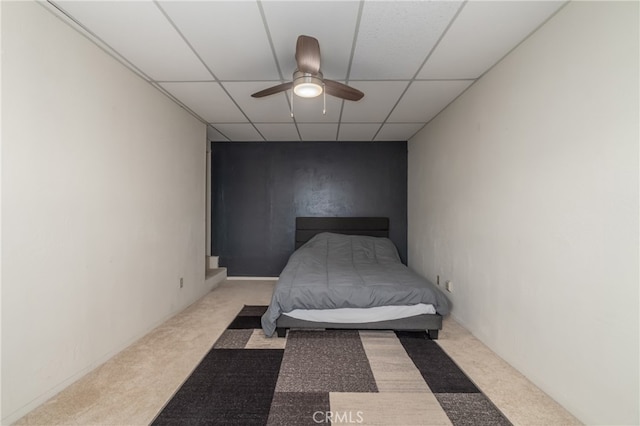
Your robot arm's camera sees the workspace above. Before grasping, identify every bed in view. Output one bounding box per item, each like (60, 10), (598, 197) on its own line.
(261, 217), (450, 339)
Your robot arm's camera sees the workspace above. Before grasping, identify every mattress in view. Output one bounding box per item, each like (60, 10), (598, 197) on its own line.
(283, 303), (436, 323)
(261, 232), (450, 336)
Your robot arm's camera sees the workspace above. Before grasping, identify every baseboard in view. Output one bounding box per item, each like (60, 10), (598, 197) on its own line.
(226, 276), (278, 281)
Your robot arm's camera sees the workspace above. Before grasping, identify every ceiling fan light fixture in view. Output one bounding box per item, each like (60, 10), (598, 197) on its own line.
(251, 37), (363, 102)
(293, 71), (323, 98)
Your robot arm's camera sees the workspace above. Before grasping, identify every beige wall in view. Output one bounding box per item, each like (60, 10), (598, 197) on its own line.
(1, 2), (210, 423)
(408, 1), (638, 425)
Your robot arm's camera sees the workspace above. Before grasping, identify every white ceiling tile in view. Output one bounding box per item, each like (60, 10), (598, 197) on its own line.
(261, 1), (360, 80)
(207, 126), (229, 142)
(54, 1), (211, 81)
(418, 1), (565, 79)
(375, 123), (425, 142)
(223, 82), (293, 123)
(291, 95), (343, 123)
(350, 1), (462, 79)
(298, 124), (339, 141)
(213, 124), (264, 142)
(159, 2), (279, 81)
(160, 82), (246, 123)
(341, 81), (408, 123)
(388, 80), (473, 123)
(338, 123), (381, 142)
(254, 123), (300, 141)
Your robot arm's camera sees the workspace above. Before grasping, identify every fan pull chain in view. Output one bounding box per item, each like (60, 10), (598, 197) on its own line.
(290, 90), (294, 118)
(323, 86), (326, 115)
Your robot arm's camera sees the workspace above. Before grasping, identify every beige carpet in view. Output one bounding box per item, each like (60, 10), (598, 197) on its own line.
(15, 280), (580, 425)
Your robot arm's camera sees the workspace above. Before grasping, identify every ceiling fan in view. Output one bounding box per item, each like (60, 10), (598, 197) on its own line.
(251, 35), (364, 102)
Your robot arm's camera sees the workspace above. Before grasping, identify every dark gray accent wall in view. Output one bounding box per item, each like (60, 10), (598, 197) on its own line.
(211, 141), (407, 276)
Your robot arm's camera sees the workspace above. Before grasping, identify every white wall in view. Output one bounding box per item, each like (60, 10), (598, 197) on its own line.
(408, 2), (638, 425)
(0, 1), (4, 422)
(1, 2), (211, 423)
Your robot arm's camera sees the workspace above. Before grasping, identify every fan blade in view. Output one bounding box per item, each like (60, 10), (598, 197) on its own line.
(251, 82), (293, 98)
(324, 80), (364, 101)
(296, 35), (321, 75)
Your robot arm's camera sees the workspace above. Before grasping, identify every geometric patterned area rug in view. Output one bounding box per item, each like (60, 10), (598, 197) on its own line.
(152, 305), (512, 425)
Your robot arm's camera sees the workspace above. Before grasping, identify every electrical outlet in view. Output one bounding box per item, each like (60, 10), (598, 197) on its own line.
(180, 277), (184, 288)
(446, 280), (452, 292)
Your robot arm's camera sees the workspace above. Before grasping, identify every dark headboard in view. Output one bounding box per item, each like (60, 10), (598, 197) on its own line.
(295, 217), (390, 249)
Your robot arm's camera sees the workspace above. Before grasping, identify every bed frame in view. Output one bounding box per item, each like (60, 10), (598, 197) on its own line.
(275, 217), (443, 339)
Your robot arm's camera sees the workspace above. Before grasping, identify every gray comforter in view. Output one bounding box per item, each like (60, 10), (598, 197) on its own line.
(261, 232), (450, 337)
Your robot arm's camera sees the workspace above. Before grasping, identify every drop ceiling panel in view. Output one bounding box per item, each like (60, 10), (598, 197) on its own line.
(207, 126), (229, 142)
(375, 123), (424, 142)
(55, 1), (211, 81)
(213, 124), (264, 141)
(255, 123), (300, 141)
(341, 81), (408, 123)
(160, 82), (246, 123)
(159, 1), (279, 81)
(418, 1), (565, 79)
(338, 124), (381, 142)
(298, 124), (339, 141)
(223, 82), (292, 122)
(388, 80), (473, 123)
(261, 1), (360, 80)
(350, 1), (462, 79)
